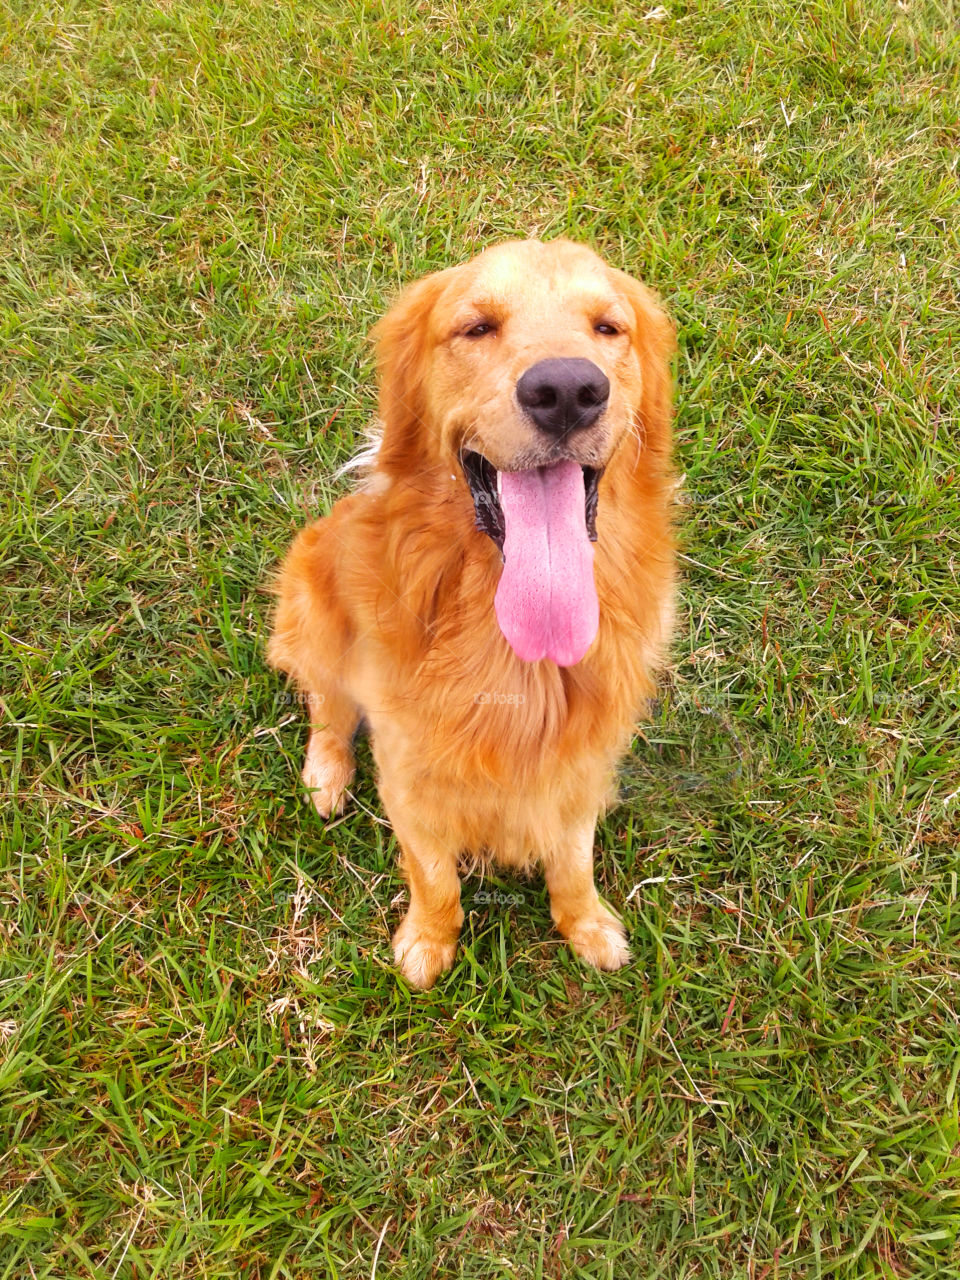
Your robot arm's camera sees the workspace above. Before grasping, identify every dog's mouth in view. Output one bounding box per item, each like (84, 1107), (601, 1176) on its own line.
(461, 451), (603, 667)
(461, 452), (602, 554)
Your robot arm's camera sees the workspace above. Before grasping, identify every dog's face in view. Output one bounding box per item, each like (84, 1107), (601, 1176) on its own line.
(422, 238), (644, 475)
(371, 239), (673, 666)
(373, 238), (672, 477)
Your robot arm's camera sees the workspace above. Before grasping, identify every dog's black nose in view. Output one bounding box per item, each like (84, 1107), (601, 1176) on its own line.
(516, 358), (610, 437)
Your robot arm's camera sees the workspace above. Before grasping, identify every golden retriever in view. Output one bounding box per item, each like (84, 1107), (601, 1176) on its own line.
(267, 238), (675, 988)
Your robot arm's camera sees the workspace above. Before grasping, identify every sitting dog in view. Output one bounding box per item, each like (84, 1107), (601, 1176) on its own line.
(267, 238), (675, 988)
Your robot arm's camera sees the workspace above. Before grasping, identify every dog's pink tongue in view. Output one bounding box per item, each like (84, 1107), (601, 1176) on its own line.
(494, 460), (598, 667)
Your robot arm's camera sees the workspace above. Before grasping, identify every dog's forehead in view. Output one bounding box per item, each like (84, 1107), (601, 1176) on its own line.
(465, 241), (608, 302)
(434, 244), (621, 328)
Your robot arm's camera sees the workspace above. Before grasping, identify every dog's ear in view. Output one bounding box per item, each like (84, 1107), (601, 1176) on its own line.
(370, 268), (454, 475)
(608, 269), (675, 470)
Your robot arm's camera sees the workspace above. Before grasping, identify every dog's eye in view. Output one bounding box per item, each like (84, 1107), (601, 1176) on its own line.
(594, 322), (620, 336)
(464, 322), (496, 338)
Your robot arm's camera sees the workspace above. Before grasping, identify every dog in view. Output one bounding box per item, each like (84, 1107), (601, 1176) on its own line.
(267, 238), (676, 988)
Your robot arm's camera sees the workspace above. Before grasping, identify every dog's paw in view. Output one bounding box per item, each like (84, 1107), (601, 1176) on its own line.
(302, 733), (355, 818)
(566, 909), (630, 972)
(393, 917), (458, 990)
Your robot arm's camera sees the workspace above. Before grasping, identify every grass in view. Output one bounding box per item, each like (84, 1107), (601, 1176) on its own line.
(1, 0), (959, 1275)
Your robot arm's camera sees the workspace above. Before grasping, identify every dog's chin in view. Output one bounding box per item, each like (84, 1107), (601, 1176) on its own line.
(461, 450), (602, 555)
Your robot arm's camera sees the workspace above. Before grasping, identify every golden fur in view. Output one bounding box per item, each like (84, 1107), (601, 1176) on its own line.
(267, 238), (675, 988)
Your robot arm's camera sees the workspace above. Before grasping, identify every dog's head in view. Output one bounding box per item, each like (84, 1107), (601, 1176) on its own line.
(371, 238), (673, 479)
(370, 239), (674, 666)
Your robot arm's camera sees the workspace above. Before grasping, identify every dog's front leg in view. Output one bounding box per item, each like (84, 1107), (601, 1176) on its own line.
(299, 682), (360, 818)
(385, 804), (463, 990)
(544, 816), (630, 972)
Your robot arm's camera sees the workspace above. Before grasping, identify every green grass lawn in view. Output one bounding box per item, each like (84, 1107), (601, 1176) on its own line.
(2, 0), (959, 1275)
